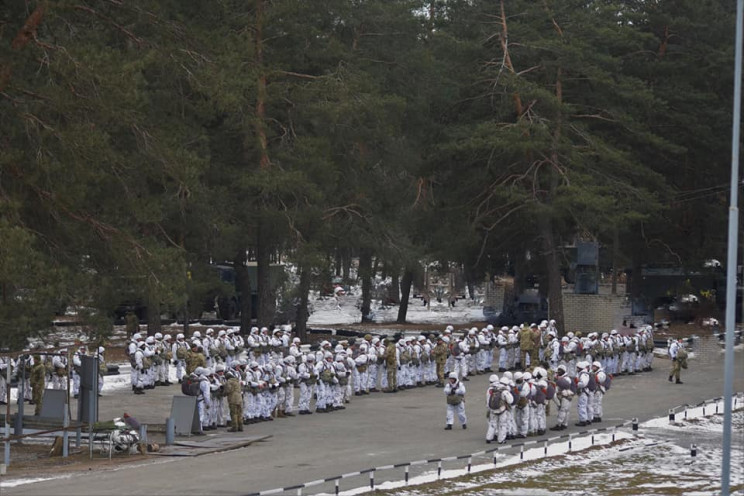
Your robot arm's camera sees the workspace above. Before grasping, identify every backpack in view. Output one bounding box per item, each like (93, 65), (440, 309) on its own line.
(571, 377), (579, 394)
(181, 376), (200, 396)
(487, 389), (503, 410)
(545, 381), (556, 400)
(587, 372), (597, 392)
(176, 344), (188, 360)
(450, 343), (461, 357)
(602, 374), (612, 390)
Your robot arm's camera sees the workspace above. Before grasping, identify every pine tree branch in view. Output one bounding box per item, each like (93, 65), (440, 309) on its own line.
(72, 5), (144, 46)
(6, 164), (151, 260)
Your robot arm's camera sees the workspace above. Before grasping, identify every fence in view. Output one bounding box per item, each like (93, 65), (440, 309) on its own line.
(244, 392), (744, 496)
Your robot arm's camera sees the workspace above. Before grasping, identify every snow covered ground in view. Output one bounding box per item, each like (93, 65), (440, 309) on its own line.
(307, 291), (484, 327)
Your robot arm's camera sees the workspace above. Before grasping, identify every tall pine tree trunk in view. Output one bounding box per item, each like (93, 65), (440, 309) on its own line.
(539, 215), (564, 334)
(390, 268), (400, 304)
(235, 248), (253, 333)
(397, 268), (414, 323)
(359, 250), (373, 322)
(257, 223), (273, 325)
(342, 247), (351, 283)
(611, 227), (619, 295)
(295, 265), (311, 341)
(146, 282), (161, 336)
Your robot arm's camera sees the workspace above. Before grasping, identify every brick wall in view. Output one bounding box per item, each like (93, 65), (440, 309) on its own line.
(561, 293), (628, 334)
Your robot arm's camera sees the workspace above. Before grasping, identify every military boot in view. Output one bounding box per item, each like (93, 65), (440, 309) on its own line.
(444, 424), (452, 430)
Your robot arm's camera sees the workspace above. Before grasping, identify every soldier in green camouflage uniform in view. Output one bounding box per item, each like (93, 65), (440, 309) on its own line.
(225, 369), (244, 432)
(30, 355), (46, 416)
(432, 337), (449, 387)
(384, 340), (398, 393)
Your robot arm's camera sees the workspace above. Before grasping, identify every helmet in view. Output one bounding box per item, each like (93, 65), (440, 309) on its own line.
(533, 367), (545, 380)
(206, 328), (214, 335)
(218, 330), (226, 337)
(499, 376), (510, 386)
(249, 361), (259, 369)
(486, 325), (494, 331)
(324, 352), (333, 360)
(293, 337), (301, 344)
(145, 336), (155, 344)
(154, 332), (163, 340)
(163, 334), (171, 341)
(215, 364), (226, 372)
(442, 336), (450, 344)
(98, 346), (105, 354)
(514, 371), (524, 382)
(194, 367), (205, 376)
(523, 372), (532, 381)
(448, 372), (458, 380)
(192, 331), (201, 338)
(284, 356), (296, 364)
(138, 341), (146, 348)
(132, 333), (142, 341)
(592, 361), (602, 369)
(557, 364), (567, 374)
(306, 354), (315, 362)
(503, 371), (513, 381)
(488, 374), (499, 385)
(561, 336), (569, 342)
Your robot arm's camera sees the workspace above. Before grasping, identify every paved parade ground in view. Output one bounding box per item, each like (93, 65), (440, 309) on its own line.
(3, 335), (743, 496)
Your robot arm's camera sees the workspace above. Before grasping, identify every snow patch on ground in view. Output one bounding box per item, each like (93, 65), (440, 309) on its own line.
(307, 291), (484, 327)
(0, 475), (73, 488)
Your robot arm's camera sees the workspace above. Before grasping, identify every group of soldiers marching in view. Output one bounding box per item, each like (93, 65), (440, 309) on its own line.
(0, 345), (107, 415)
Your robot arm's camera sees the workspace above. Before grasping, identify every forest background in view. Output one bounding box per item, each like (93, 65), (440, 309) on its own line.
(1, 0), (739, 349)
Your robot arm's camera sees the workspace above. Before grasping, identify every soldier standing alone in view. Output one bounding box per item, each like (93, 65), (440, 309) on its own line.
(443, 372), (467, 430)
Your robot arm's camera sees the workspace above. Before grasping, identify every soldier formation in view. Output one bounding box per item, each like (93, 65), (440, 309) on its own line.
(0, 345), (107, 415)
(115, 320), (660, 436)
(0, 321), (666, 442)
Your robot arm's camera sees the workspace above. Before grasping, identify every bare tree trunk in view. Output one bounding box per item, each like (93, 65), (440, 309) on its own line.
(539, 215), (565, 334)
(342, 247), (351, 283)
(235, 248), (253, 333)
(390, 268), (400, 304)
(359, 250), (373, 322)
(295, 265), (311, 341)
(334, 246), (341, 277)
(611, 227), (619, 295)
(257, 224), (274, 325)
(146, 282), (161, 336)
(255, 0), (270, 170)
(397, 269), (414, 323)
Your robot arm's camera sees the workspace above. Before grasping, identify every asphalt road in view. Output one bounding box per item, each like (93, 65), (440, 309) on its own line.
(4, 337), (743, 496)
